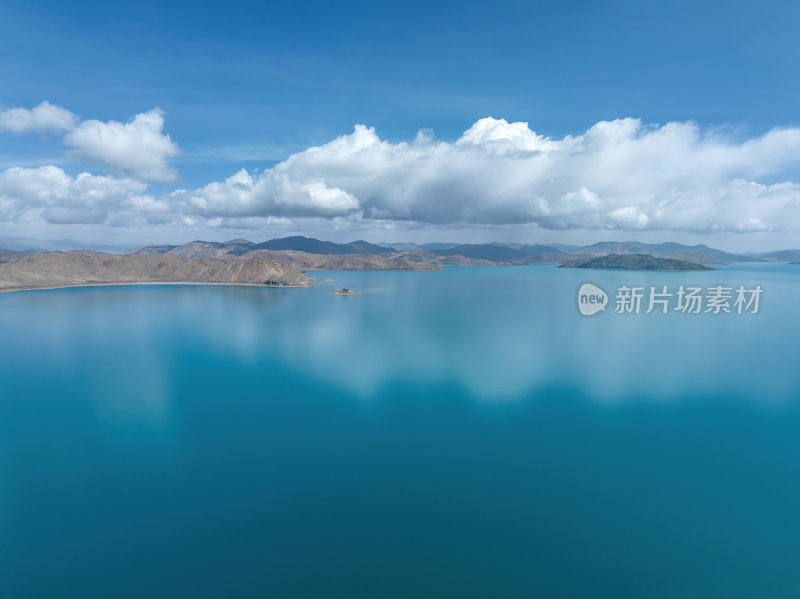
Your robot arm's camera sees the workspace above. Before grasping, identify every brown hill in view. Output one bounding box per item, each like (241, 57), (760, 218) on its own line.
(0, 253), (311, 291)
(128, 240), (441, 270)
(198, 249), (442, 271)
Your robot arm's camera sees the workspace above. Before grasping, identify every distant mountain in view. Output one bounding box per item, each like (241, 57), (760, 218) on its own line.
(48, 235), (800, 271)
(127, 244), (179, 255)
(347, 239), (396, 254)
(420, 242), (462, 251)
(546, 243), (583, 252)
(663, 252), (730, 265)
(0, 238), (41, 251)
(488, 242), (565, 255)
(129, 241), (233, 258)
(394, 249), (496, 266)
(560, 253), (714, 271)
(173, 241), (251, 258)
(420, 240), (756, 265)
(0, 253), (311, 291)
(127, 238), (435, 270)
(377, 242), (421, 251)
(0, 248), (26, 263)
(757, 249), (800, 262)
(430, 243), (563, 264)
(48, 239), (139, 253)
(240, 249), (441, 271)
(0, 237), (135, 253)
(253, 236), (391, 255)
(514, 243), (566, 256)
(304, 254), (440, 270)
(576, 241), (759, 263)
(131, 236), (394, 257)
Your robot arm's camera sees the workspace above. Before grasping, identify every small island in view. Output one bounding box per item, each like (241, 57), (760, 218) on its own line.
(559, 253), (714, 271)
(334, 287), (360, 295)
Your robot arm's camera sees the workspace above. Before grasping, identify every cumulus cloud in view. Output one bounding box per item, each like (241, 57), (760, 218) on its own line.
(0, 101), (180, 182)
(171, 167), (359, 219)
(2, 113), (800, 236)
(64, 109), (180, 182)
(173, 117), (800, 233)
(0, 101), (77, 133)
(0, 166), (168, 226)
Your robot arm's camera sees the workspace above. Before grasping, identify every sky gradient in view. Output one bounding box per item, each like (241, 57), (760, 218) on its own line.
(1, 0), (800, 250)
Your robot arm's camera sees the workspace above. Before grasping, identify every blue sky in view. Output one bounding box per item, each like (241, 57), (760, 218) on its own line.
(1, 0), (800, 248)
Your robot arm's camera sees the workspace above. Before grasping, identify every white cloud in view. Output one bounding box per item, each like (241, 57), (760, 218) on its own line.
(170, 166), (359, 219)
(0, 102), (181, 183)
(64, 109), (180, 182)
(0, 165), (166, 226)
(0, 101), (77, 134)
(2, 113), (800, 238)
(174, 117), (800, 233)
(457, 116), (558, 152)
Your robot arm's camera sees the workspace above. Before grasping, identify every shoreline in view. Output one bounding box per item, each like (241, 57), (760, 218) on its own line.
(0, 280), (311, 294)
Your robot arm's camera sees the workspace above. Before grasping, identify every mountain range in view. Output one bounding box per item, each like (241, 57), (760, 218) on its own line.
(1, 236), (798, 291)
(3, 236), (800, 273)
(122, 236), (780, 267)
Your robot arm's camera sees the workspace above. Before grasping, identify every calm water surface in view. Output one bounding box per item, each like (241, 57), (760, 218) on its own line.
(1, 264), (800, 597)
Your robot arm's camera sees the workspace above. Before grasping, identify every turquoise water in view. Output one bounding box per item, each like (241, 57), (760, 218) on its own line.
(1, 264), (800, 597)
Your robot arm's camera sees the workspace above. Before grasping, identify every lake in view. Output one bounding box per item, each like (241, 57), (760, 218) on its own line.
(1, 264), (800, 597)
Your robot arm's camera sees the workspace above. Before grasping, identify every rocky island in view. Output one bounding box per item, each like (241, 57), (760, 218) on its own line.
(559, 253), (715, 271)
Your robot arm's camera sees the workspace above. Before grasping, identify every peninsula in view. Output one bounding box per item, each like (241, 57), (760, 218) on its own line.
(0, 253), (312, 292)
